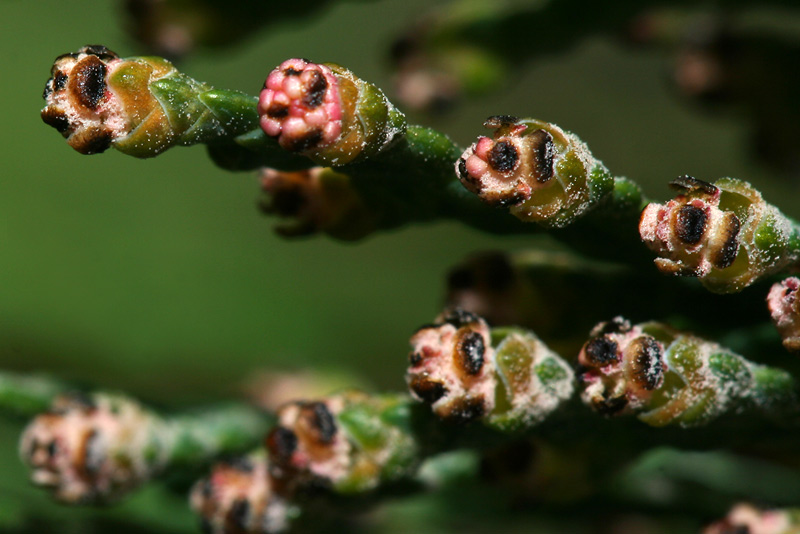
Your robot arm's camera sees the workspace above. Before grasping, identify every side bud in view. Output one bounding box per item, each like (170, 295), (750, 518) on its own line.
(19, 392), (167, 503)
(258, 167), (374, 240)
(455, 116), (614, 227)
(407, 308), (573, 431)
(41, 45), (124, 154)
(42, 45), (257, 157)
(640, 175), (800, 293)
(259, 59), (406, 166)
(578, 317), (796, 427)
(768, 277), (800, 352)
(577, 318), (665, 417)
(265, 392), (418, 494)
(407, 309), (496, 423)
(190, 454), (296, 534)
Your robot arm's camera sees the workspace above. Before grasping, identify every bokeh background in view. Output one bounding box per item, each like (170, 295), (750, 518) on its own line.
(2, 0), (799, 532)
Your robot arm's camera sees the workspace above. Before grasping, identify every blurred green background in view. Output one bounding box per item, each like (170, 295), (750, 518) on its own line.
(2, 0), (800, 532)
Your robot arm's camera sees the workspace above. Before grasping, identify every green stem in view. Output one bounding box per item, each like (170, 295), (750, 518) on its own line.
(0, 371), (68, 419)
(197, 385), (800, 534)
(42, 48), (651, 263)
(165, 403), (275, 470)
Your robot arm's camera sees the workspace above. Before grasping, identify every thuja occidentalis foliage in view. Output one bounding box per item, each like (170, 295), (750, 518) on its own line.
(18, 388), (272, 504)
(28, 37), (800, 534)
(407, 308), (574, 431)
(456, 115), (642, 228)
(576, 317), (795, 427)
(15, 308), (798, 532)
(640, 175), (800, 293)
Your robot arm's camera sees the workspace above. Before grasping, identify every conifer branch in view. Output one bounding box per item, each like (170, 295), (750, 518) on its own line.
(19, 390), (272, 504)
(640, 176), (800, 293)
(577, 317), (797, 427)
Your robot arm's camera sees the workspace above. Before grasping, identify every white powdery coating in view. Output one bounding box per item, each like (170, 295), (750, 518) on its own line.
(752, 203), (793, 267)
(492, 332), (574, 427)
(638, 203), (661, 245)
(672, 341), (724, 418)
(645, 335), (754, 426)
(277, 397), (351, 485)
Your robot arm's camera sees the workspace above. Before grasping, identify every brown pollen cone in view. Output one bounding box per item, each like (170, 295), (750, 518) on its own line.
(259, 167), (373, 240)
(639, 175), (741, 277)
(456, 116), (556, 208)
(265, 397), (350, 492)
(577, 318), (666, 416)
(41, 45), (121, 155)
(407, 309), (496, 423)
(19, 392), (157, 504)
(190, 455), (292, 534)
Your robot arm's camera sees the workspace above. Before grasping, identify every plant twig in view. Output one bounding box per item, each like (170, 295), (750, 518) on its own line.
(19, 390), (273, 504)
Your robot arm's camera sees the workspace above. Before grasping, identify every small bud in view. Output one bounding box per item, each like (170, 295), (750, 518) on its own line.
(456, 117), (614, 227)
(41, 46), (121, 154)
(265, 392), (418, 494)
(640, 176), (740, 276)
(259, 60), (342, 154)
(408, 309), (573, 431)
(42, 45), (257, 158)
(19, 393), (166, 504)
(578, 317), (796, 426)
(640, 176), (799, 293)
(578, 319), (666, 416)
(407, 309), (495, 423)
(190, 454), (295, 534)
(767, 277), (800, 352)
(20, 391), (270, 505)
(259, 59), (406, 166)
(266, 397), (350, 490)
(258, 167), (373, 240)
